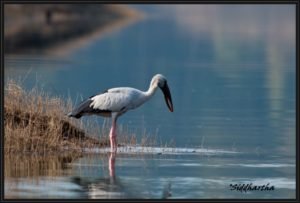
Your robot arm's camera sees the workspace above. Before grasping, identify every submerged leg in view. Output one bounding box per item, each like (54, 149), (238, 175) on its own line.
(109, 152), (116, 177)
(109, 113), (118, 153)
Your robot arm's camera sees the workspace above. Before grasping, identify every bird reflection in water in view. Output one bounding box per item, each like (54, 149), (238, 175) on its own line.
(71, 153), (172, 199)
(71, 153), (129, 199)
(72, 152), (147, 199)
(85, 152), (129, 199)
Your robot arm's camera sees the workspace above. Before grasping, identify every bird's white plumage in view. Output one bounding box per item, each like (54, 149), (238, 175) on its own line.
(90, 87), (149, 113)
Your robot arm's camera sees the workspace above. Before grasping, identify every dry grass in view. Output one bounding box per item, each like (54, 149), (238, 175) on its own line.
(4, 79), (106, 154)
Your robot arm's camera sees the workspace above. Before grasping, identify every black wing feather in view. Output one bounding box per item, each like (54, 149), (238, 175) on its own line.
(68, 98), (111, 119)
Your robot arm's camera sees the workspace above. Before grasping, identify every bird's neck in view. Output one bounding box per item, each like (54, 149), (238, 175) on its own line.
(132, 83), (157, 109)
(144, 84), (158, 99)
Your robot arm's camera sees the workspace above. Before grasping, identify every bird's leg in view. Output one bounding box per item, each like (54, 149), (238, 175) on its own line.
(109, 113), (118, 153)
(109, 123), (117, 152)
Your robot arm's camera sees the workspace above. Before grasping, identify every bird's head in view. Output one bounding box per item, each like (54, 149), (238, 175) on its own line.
(151, 74), (174, 112)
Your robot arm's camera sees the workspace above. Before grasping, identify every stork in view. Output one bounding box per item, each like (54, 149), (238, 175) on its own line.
(68, 74), (174, 152)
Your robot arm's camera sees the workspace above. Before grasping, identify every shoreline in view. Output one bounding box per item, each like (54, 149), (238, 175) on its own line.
(46, 5), (144, 56)
(4, 4), (144, 56)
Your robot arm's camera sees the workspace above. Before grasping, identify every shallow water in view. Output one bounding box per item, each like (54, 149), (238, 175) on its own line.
(4, 5), (296, 199)
(4, 148), (295, 199)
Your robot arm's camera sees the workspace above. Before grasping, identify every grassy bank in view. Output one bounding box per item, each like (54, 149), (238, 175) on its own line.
(4, 80), (108, 154)
(4, 4), (142, 55)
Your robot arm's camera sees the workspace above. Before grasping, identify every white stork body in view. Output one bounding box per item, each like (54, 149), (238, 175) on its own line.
(68, 74), (173, 152)
(90, 87), (149, 115)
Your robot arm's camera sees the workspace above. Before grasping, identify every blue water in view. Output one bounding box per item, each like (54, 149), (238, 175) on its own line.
(4, 5), (296, 199)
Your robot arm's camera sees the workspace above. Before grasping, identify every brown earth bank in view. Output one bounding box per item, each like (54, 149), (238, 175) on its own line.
(4, 80), (109, 154)
(4, 4), (142, 55)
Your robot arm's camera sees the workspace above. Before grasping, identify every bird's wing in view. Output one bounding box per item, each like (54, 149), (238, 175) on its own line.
(90, 87), (135, 112)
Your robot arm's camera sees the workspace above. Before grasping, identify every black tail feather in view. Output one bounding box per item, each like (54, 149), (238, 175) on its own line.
(68, 99), (93, 119)
(67, 112), (82, 119)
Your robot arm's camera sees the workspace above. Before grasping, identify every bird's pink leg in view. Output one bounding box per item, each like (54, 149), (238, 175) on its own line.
(109, 152), (116, 177)
(109, 123), (117, 152)
(109, 114), (118, 153)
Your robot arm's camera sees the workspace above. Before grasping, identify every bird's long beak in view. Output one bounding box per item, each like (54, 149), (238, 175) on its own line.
(160, 82), (173, 112)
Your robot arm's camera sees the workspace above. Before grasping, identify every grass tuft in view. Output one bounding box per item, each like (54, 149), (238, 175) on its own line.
(4, 79), (105, 154)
